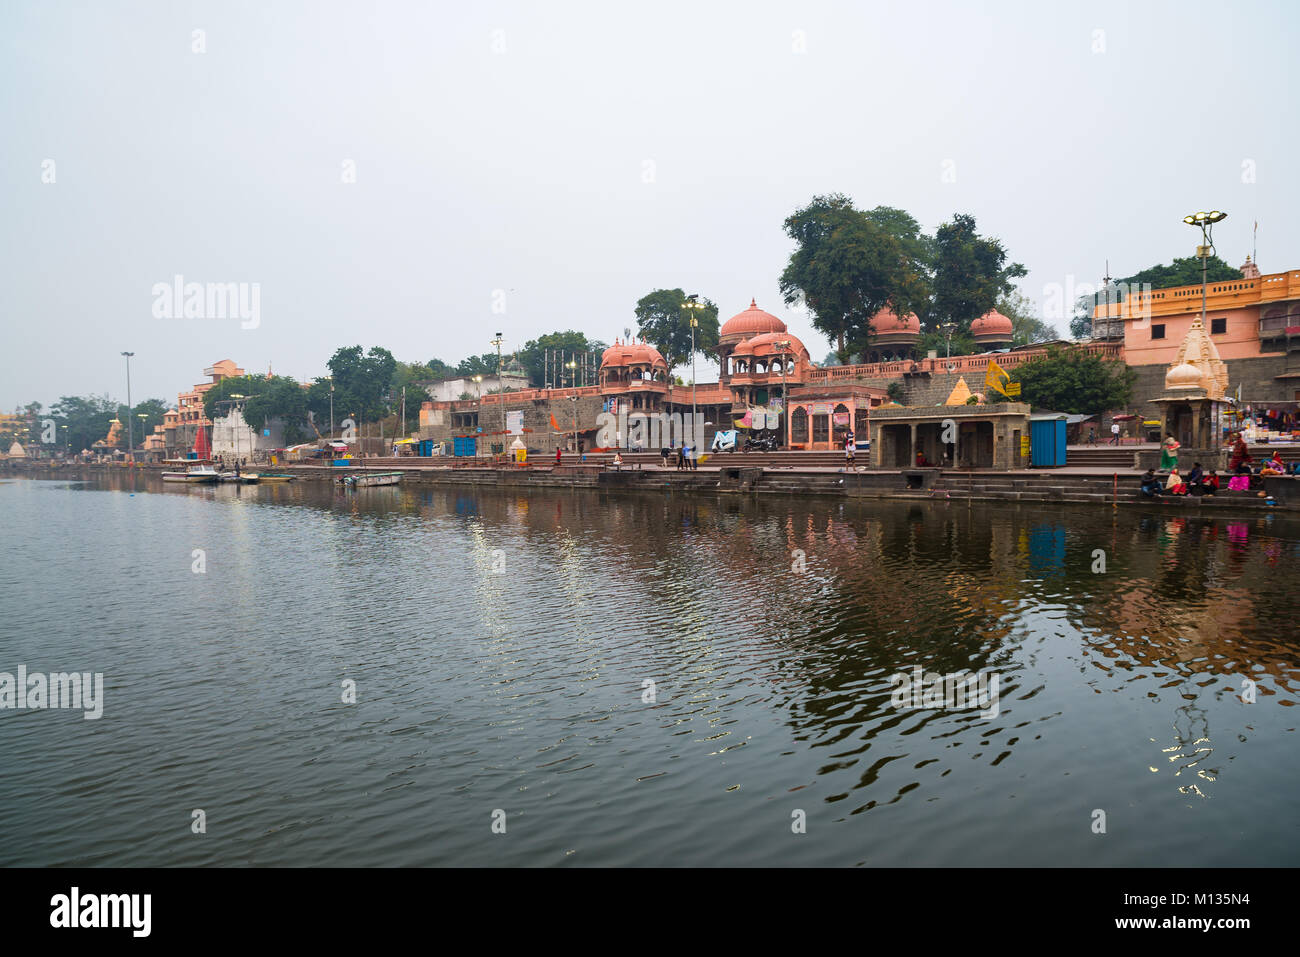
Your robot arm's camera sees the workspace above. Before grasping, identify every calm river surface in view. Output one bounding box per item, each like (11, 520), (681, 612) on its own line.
(1, 474), (1297, 867)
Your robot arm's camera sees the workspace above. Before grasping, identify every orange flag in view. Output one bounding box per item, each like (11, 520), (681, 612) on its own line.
(549, 413), (562, 432)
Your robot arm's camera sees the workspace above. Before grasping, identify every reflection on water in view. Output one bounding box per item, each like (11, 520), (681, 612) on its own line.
(0, 474), (1296, 866)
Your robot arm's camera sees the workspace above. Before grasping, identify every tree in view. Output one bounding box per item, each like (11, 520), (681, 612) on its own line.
(633, 289), (720, 372)
(1002, 347), (1136, 414)
(998, 291), (1059, 347)
(325, 346), (397, 422)
(202, 375), (311, 445)
(121, 397), (168, 449)
(780, 195), (930, 362)
(918, 327), (979, 359)
(50, 394), (119, 453)
(929, 214), (1026, 333)
(514, 331), (608, 387)
(886, 382), (906, 404)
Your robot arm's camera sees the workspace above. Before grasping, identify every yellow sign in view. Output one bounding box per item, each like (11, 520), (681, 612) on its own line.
(1005, 382), (1021, 397)
(1020, 436), (1030, 457)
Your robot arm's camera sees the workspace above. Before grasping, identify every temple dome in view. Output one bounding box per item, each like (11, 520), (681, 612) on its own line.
(731, 331), (810, 360)
(1165, 362), (1204, 390)
(720, 299), (787, 340)
(971, 309), (1013, 337)
(600, 339), (667, 368)
(869, 307), (921, 335)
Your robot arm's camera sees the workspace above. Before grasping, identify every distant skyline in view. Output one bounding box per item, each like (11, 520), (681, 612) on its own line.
(3, 0), (1297, 410)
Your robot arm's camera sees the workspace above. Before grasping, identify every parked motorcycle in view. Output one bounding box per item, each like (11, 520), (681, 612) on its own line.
(743, 433), (779, 453)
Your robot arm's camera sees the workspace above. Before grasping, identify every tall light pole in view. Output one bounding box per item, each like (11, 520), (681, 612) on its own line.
(940, 323), (956, 370)
(490, 332), (504, 457)
(1183, 210), (1227, 331)
(775, 339), (791, 449)
(328, 378), (334, 439)
(565, 360), (578, 452)
(121, 351), (134, 461)
(684, 294), (703, 449)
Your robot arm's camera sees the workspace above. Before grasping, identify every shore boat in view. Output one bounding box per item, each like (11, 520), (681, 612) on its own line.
(162, 465), (221, 484)
(338, 471), (403, 488)
(256, 473), (297, 483)
(219, 472), (260, 483)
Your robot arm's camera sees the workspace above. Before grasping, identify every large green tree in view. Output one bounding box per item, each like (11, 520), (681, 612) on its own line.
(202, 374), (310, 444)
(632, 290), (719, 372)
(50, 394), (119, 453)
(1001, 347), (1136, 414)
(780, 195), (930, 362)
(513, 331), (608, 387)
(929, 213), (1026, 334)
(999, 290), (1059, 347)
(324, 345), (397, 423)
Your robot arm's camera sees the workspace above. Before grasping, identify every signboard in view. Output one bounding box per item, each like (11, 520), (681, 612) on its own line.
(506, 411), (524, 435)
(809, 402), (834, 415)
(1005, 383), (1021, 397)
(1020, 435), (1031, 457)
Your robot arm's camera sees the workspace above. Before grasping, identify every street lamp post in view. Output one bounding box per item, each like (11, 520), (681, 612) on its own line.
(491, 332), (505, 458)
(940, 323), (956, 371)
(684, 295), (703, 450)
(775, 339), (791, 449)
(1183, 210), (1227, 331)
(328, 379), (334, 439)
(121, 351), (134, 461)
(473, 375), (484, 457)
(565, 360), (577, 452)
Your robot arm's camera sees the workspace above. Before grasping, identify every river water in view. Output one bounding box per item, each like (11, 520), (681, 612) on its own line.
(1, 474), (1296, 866)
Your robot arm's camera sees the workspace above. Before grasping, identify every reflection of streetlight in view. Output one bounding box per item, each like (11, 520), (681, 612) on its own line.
(1183, 210), (1227, 332)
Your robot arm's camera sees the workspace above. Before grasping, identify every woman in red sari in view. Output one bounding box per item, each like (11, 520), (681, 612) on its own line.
(1228, 433), (1251, 474)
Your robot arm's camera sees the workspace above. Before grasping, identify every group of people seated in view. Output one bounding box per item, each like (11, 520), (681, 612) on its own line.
(1141, 463), (1221, 497)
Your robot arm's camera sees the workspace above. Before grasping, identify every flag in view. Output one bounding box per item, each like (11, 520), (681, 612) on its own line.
(549, 413), (562, 432)
(985, 358), (1012, 398)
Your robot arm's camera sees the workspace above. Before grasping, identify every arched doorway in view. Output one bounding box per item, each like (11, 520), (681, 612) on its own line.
(791, 407), (809, 447)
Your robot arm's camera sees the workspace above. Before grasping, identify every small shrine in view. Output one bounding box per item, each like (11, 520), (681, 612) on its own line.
(1143, 316), (1231, 469)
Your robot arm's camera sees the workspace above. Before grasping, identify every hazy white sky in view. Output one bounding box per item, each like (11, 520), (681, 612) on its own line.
(3, 0), (1296, 409)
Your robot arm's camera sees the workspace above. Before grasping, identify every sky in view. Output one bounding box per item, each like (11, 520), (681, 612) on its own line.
(2, 0), (1297, 410)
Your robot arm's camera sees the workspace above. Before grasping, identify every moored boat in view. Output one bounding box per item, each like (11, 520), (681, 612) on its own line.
(338, 471), (403, 488)
(162, 466), (221, 483)
(256, 473), (296, 483)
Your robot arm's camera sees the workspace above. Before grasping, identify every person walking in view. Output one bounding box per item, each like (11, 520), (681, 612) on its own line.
(1159, 434), (1180, 471)
(688, 445), (698, 471)
(1110, 421), (1121, 445)
(555, 446), (563, 467)
(844, 431), (856, 468)
(1088, 426), (1097, 446)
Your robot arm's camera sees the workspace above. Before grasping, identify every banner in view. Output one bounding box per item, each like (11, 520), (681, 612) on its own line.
(833, 412), (850, 426)
(985, 359), (1012, 399)
(810, 402), (834, 415)
(766, 411), (780, 430)
(506, 411), (524, 435)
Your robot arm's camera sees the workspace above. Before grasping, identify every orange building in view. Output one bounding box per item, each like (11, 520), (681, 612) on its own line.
(163, 359), (245, 456)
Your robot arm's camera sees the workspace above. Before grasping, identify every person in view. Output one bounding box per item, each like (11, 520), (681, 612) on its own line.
(1089, 426), (1098, 445)
(1186, 462), (1204, 494)
(661, 444), (671, 468)
(1110, 421), (1121, 446)
(1228, 432), (1251, 474)
(845, 431), (856, 467)
(1159, 434), (1180, 470)
(1165, 467), (1188, 495)
(686, 445), (697, 471)
(555, 446), (563, 466)
(612, 451), (623, 471)
(1262, 451), (1286, 476)
(1140, 469), (1163, 497)
(677, 445), (686, 471)
(1202, 469), (1219, 495)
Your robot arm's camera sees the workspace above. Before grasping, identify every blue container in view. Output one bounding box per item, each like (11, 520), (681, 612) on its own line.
(453, 436), (476, 457)
(331, 458), (351, 467)
(1030, 417), (1067, 467)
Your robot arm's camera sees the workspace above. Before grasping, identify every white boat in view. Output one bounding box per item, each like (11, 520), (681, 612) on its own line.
(218, 472), (260, 483)
(162, 466), (221, 484)
(338, 471), (403, 488)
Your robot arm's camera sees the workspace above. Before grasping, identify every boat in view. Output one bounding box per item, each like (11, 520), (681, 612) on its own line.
(256, 473), (297, 483)
(219, 472), (260, 483)
(338, 471), (403, 488)
(162, 465), (221, 483)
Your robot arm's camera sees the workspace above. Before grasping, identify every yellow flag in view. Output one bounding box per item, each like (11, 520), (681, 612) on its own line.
(985, 358), (1011, 398)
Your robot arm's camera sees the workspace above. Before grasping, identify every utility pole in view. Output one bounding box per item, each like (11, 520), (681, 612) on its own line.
(491, 332), (504, 459)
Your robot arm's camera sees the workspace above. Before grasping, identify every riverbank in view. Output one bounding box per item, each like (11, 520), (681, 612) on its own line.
(7, 459), (1298, 511)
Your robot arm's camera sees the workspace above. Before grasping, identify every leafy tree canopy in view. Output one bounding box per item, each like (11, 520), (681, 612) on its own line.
(999, 347), (1136, 414)
(201, 374), (310, 444)
(633, 290), (720, 372)
(929, 213), (1026, 334)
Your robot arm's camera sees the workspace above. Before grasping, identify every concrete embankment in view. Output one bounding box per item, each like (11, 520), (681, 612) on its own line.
(6, 460), (1298, 511)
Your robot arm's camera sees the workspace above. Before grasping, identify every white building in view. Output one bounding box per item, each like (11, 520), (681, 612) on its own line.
(419, 372), (530, 402)
(211, 405), (285, 458)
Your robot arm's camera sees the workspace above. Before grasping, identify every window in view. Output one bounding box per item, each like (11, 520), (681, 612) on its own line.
(1151, 324), (1166, 340)
(791, 407), (808, 443)
(1211, 317), (1226, 335)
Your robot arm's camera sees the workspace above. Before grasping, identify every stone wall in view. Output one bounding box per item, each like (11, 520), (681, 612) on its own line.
(418, 395), (608, 454)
